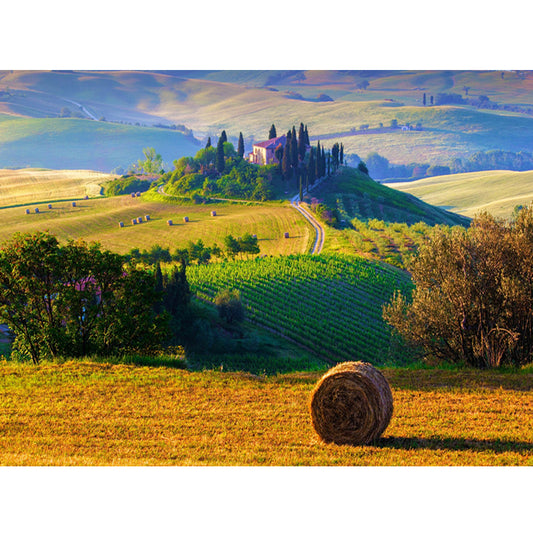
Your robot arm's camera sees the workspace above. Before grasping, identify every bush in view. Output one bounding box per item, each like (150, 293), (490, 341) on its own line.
(215, 289), (245, 324)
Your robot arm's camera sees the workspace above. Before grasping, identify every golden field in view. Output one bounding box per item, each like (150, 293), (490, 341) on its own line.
(1, 361), (531, 466)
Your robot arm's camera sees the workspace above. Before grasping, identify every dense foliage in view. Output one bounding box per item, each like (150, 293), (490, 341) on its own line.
(0, 232), (168, 364)
(164, 142), (278, 201)
(384, 206), (533, 368)
(105, 175), (152, 196)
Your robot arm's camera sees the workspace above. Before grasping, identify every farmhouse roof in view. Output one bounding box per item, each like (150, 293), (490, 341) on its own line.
(253, 135), (286, 149)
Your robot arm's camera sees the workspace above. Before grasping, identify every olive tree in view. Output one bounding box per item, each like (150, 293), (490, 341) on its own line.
(384, 208), (533, 368)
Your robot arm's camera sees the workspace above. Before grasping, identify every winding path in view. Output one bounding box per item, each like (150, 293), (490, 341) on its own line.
(290, 198), (325, 254)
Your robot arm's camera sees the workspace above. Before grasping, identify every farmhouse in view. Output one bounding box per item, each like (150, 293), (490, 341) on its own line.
(249, 135), (287, 165)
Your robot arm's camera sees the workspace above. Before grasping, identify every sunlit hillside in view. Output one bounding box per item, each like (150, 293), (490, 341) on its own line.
(389, 169), (533, 218)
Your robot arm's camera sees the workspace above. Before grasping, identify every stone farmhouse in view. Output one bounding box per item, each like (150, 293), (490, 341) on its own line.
(248, 135), (287, 165)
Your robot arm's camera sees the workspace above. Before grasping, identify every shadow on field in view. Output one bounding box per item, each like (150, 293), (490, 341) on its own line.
(375, 435), (533, 454)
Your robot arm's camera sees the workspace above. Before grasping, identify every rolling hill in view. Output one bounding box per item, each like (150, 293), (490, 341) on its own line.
(0, 114), (200, 172)
(1, 70), (533, 171)
(388, 169), (533, 219)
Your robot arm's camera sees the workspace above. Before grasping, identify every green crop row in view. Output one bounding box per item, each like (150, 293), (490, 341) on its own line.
(186, 254), (414, 366)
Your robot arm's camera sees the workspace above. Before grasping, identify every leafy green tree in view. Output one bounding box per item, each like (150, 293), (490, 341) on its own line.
(384, 208), (533, 368)
(237, 132), (245, 158)
(224, 234), (241, 260)
(268, 124), (277, 139)
(240, 234), (260, 257)
(137, 147), (163, 174)
(215, 289), (245, 324)
(0, 232), (167, 364)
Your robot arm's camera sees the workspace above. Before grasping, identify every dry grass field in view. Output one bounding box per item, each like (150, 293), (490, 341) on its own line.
(0, 193), (312, 256)
(1, 361), (531, 466)
(0, 168), (110, 207)
(389, 169), (533, 219)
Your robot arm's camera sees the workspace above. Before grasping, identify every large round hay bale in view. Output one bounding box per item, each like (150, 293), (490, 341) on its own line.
(310, 361), (393, 446)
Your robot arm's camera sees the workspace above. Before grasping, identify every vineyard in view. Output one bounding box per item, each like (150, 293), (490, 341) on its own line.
(341, 218), (437, 267)
(186, 254), (414, 365)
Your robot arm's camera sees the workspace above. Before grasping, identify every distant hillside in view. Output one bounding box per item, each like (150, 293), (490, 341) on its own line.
(1, 70), (533, 171)
(388, 169), (533, 219)
(0, 115), (200, 172)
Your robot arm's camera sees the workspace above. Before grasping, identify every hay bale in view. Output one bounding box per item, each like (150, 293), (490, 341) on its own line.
(35, 207), (39, 213)
(48, 204), (52, 209)
(210, 211), (217, 216)
(145, 214), (150, 221)
(72, 201), (76, 207)
(167, 220), (173, 226)
(136, 192), (141, 197)
(132, 218), (137, 225)
(310, 361), (393, 446)
(131, 193), (135, 198)
(137, 217), (142, 224)
(25, 209), (30, 215)
(84, 195), (89, 200)
(284, 232), (289, 238)
(183, 216), (189, 223)
(118, 221), (124, 228)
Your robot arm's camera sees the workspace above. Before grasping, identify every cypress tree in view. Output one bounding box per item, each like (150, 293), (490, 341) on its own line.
(340, 143), (344, 165)
(327, 151), (331, 176)
(216, 136), (225, 173)
(315, 141), (321, 179)
(220, 130), (227, 143)
(298, 122), (306, 161)
(331, 142), (339, 170)
(205, 137), (211, 149)
(291, 126), (298, 169)
(281, 143), (291, 180)
(321, 146), (326, 178)
(304, 125), (310, 146)
(307, 146), (316, 186)
(269, 124), (277, 139)
(237, 132), (245, 158)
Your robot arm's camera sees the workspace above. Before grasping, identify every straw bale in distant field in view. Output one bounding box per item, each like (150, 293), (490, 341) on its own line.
(310, 361), (393, 445)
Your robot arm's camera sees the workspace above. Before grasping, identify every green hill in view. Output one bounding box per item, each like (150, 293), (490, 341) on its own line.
(388, 169), (533, 219)
(309, 166), (469, 227)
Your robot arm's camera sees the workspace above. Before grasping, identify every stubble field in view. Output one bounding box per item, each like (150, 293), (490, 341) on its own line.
(1, 361), (531, 466)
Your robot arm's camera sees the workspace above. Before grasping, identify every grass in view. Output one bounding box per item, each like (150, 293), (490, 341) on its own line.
(1, 360), (531, 466)
(0, 193), (313, 256)
(388, 169), (533, 219)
